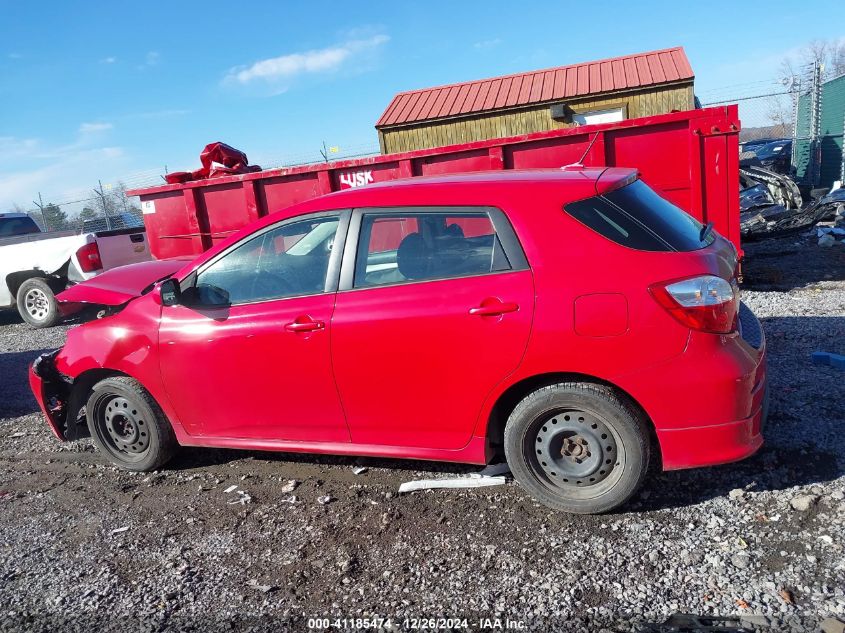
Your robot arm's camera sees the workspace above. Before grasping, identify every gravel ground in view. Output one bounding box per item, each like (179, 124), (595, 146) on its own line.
(0, 233), (844, 633)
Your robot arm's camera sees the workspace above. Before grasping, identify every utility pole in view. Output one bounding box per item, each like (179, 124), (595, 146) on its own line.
(93, 180), (112, 219)
(808, 60), (823, 187)
(32, 192), (47, 231)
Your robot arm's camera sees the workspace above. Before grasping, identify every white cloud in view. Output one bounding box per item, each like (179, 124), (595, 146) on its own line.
(0, 125), (128, 209)
(101, 56), (117, 64)
(146, 51), (160, 66)
(8, 52), (23, 60)
(474, 38), (502, 50)
(135, 109), (191, 119)
(79, 122), (113, 134)
(0, 146), (129, 209)
(225, 34), (389, 86)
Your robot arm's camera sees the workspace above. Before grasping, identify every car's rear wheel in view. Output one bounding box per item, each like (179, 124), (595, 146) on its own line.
(86, 377), (177, 472)
(17, 278), (60, 328)
(504, 382), (650, 514)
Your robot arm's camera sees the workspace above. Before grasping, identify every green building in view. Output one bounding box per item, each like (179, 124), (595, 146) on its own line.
(795, 72), (845, 188)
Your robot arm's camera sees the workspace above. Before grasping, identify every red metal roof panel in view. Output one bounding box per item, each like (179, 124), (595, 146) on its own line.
(623, 57), (639, 88)
(375, 46), (694, 127)
(552, 68), (566, 99)
(611, 59), (627, 89)
(576, 64), (590, 96)
(504, 76), (522, 107)
(647, 54), (665, 84)
(462, 82), (482, 114)
(540, 70), (555, 101)
(658, 51), (679, 82)
(493, 77), (512, 109)
(451, 83), (473, 116)
(634, 56), (653, 85)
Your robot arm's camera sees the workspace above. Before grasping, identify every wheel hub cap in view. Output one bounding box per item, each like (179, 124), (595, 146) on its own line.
(534, 411), (618, 487)
(103, 396), (149, 454)
(24, 288), (49, 320)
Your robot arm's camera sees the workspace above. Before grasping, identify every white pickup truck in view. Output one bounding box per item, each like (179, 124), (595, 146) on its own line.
(0, 212), (151, 328)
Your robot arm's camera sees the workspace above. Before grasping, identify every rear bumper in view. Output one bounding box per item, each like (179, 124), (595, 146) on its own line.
(615, 302), (767, 471)
(29, 350), (71, 441)
(656, 381), (766, 470)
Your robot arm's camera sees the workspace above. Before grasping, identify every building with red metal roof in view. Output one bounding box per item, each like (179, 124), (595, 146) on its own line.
(375, 47), (695, 154)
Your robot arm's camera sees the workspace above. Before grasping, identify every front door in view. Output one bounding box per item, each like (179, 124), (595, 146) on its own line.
(159, 212), (350, 443)
(330, 207), (534, 450)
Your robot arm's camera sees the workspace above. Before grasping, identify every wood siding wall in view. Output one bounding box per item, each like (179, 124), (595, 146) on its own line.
(378, 83), (694, 154)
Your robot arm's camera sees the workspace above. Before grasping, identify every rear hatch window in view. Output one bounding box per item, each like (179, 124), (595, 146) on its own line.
(564, 180), (715, 252)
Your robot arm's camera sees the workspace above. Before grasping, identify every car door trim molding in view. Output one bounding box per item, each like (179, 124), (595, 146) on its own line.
(337, 205), (529, 292)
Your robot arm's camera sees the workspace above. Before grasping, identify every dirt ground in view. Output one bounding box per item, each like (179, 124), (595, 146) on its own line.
(0, 232), (843, 633)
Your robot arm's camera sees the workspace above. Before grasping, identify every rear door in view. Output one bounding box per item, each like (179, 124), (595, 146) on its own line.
(330, 207), (534, 450)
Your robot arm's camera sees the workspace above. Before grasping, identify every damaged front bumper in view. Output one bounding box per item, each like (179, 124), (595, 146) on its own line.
(29, 350), (73, 441)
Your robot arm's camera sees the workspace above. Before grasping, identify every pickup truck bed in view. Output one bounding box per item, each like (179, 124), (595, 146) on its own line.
(0, 226), (151, 328)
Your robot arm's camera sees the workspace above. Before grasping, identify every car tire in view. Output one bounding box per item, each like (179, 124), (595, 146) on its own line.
(504, 382), (650, 514)
(17, 278), (61, 328)
(86, 376), (178, 472)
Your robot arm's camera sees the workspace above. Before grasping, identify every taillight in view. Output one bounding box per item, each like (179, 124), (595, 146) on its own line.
(649, 275), (738, 334)
(76, 241), (102, 273)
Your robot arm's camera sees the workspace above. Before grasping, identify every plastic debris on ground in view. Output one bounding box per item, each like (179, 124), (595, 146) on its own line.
(398, 465), (509, 494)
(279, 479), (298, 493)
(246, 579), (278, 594)
(110, 526), (130, 535)
(352, 466), (368, 475)
(225, 487), (251, 505)
(812, 351), (845, 370)
(317, 495), (334, 505)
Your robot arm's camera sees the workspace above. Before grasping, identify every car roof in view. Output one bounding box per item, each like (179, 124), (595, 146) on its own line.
(282, 167), (637, 217)
(0, 212), (31, 219)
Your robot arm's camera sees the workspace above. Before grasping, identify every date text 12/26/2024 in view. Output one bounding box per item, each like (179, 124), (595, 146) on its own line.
(307, 617), (527, 630)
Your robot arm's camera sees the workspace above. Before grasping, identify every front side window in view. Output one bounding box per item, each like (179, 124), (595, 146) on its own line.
(354, 210), (511, 288)
(196, 215), (340, 304)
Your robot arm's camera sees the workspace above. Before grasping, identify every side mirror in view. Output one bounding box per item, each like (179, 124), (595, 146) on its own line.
(159, 278), (181, 306)
(182, 283), (231, 308)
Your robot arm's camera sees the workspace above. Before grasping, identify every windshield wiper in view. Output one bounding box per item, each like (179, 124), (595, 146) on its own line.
(700, 221), (714, 242)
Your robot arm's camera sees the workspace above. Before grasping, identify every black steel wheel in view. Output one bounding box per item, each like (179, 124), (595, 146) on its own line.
(86, 377), (178, 471)
(504, 382), (650, 513)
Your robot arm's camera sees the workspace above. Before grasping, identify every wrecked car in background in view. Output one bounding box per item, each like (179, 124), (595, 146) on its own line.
(30, 169), (767, 514)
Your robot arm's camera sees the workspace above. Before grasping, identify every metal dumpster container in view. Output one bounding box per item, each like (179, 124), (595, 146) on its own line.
(128, 105), (740, 259)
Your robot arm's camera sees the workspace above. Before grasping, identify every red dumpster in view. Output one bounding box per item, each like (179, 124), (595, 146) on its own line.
(128, 105), (740, 259)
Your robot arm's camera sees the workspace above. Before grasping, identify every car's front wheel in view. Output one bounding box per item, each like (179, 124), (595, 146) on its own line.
(504, 382), (650, 514)
(86, 377), (178, 472)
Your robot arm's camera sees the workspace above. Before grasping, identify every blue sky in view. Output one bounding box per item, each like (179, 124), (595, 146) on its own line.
(1, 0), (843, 210)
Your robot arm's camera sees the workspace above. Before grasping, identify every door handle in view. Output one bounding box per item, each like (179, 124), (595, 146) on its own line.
(469, 298), (519, 317)
(285, 317), (325, 333)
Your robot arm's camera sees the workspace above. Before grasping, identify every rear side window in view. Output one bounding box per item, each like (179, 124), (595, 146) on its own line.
(354, 211), (512, 288)
(564, 180), (714, 252)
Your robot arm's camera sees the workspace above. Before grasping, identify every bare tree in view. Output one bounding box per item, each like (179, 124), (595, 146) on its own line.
(780, 38), (845, 82)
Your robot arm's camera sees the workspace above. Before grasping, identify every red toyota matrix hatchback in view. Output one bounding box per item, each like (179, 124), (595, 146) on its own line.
(30, 169), (767, 513)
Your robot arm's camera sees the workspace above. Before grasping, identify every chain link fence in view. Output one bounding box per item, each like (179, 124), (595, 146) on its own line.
(11, 70), (843, 234)
(11, 142), (382, 235)
(700, 61), (843, 192)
